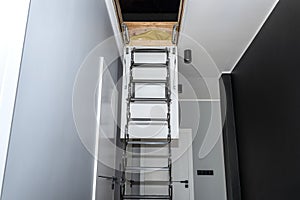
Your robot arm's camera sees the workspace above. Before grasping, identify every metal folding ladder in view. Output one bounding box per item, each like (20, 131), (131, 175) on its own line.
(121, 47), (173, 200)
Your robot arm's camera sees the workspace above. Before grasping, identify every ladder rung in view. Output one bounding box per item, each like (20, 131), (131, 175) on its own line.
(130, 98), (169, 102)
(132, 79), (167, 84)
(128, 122), (168, 126)
(129, 180), (170, 186)
(123, 154), (171, 160)
(125, 166), (169, 171)
(130, 118), (168, 122)
(127, 140), (170, 145)
(123, 195), (170, 199)
(132, 48), (168, 53)
(125, 155), (170, 160)
(132, 63), (168, 68)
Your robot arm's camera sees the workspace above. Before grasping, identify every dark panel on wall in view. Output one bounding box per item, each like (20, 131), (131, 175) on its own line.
(231, 0), (300, 199)
(219, 75), (241, 200)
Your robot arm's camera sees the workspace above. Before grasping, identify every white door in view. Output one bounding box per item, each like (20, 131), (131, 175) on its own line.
(172, 129), (194, 200)
(95, 59), (118, 200)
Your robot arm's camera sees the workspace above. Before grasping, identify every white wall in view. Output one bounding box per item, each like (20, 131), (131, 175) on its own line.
(1, 0), (116, 199)
(0, 0), (31, 197)
(180, 101), (227, 200)
(178, 52), (227, 199)
(181, 0), (279, 72)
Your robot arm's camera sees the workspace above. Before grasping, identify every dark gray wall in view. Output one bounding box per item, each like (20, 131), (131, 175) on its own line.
(220, 74), (241, 200)
(1, 0), (115, 199)
(231, 0), (300, 199)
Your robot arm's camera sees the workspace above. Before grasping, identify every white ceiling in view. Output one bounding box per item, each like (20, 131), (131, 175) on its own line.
(180, 0), (279, 72)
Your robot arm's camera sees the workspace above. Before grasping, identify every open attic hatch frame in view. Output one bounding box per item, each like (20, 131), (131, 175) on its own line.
(112, 0), (186, 46)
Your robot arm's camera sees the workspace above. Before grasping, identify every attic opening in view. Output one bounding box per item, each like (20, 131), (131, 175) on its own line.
(113, 0), (186, 46)
(119, 0), (181, 22)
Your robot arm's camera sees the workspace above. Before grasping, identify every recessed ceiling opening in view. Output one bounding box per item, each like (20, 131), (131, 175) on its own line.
(113, 0), (185, 46)
(119, 0), (181, 22)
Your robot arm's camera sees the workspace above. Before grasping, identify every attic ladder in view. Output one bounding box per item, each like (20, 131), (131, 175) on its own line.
(121, 47), (173, 200)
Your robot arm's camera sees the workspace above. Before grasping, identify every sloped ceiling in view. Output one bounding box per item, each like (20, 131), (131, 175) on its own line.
(180, 0), (279, 72)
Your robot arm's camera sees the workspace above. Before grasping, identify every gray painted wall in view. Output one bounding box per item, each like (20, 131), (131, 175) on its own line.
(1, 0), (115, 199)
(180, 101), (227, 200)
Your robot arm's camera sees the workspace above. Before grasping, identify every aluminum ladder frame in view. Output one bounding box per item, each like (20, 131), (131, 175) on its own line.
(121, 47), (173, 200)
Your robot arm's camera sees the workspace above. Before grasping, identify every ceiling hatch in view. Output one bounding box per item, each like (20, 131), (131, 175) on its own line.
(112, 0), (186, 46)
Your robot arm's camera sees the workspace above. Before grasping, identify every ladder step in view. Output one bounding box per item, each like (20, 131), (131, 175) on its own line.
(129, 180), (170, 186)
(129, 122), (167, 126)
(125, 166), (169, 171)
(127, 140), (170, 145)
(130, 98), (169, 102)
(126, 154), (170, 159)
(130, 118), (168, 122)
(132, 63), (168, 68)
(132, 79), (167, 84)
(132, 48), (168, 53)
(123, 195), (170, 199)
